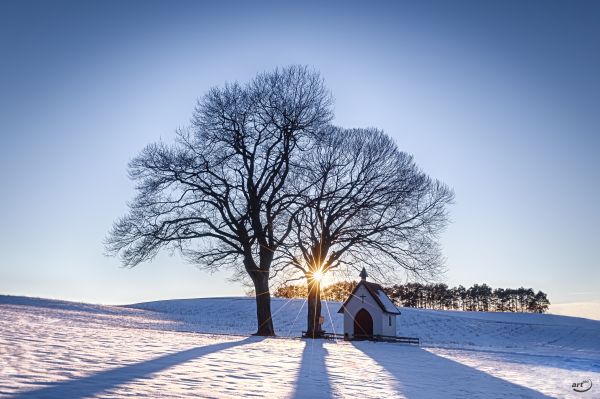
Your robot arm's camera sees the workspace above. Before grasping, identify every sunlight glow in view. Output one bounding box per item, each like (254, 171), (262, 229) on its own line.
(313, 269), (324, 282)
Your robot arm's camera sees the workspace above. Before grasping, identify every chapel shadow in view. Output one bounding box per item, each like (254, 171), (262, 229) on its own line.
(9, 336), (263, 399)
(353, 342), (554, 399)
(291, 339), (334, 399)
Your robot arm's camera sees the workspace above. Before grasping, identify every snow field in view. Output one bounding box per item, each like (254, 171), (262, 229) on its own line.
(1, 295), (599, 398)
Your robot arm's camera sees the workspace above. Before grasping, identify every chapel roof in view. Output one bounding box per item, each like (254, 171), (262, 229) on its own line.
(337, 279), (401, 315)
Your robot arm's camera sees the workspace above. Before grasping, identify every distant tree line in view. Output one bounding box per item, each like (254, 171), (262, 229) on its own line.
(274, 281), (550, 313)
(385, 283), (550, 313)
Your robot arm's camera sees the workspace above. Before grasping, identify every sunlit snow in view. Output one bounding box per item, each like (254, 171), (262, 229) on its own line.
(1, 295), (598, 398)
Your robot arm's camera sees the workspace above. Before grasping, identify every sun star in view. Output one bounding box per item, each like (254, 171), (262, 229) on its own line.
(313, 269), (324, 282)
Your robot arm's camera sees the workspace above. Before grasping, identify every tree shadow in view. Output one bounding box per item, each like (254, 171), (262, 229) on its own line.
(291, 339), (333, 399)
(442, 346), (600, 373)
(9, 336), (263, 399)
(353, 342), (554, 398)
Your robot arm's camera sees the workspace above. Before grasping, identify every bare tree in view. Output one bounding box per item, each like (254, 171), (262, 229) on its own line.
(275, 127), (454, 337)
(106, 66), (333, 336)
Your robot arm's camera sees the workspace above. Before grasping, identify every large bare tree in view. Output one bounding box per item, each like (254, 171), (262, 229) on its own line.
(106, 66), (332, 336)
(275, 127), (454, 337)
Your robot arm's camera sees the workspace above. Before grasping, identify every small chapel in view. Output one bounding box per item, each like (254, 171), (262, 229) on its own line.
(338, 267), (401, 340)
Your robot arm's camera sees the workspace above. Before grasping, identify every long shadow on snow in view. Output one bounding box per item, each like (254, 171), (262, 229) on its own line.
(354, 342), (554, 399)
(437, 346), (600, 373)
(9, 336), (263, 399)
(291, 339), (334, 399)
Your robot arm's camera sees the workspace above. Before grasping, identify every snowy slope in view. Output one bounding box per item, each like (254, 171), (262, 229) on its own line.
(1, 295), (599, 398)
(3, 294), (599, 356)
(127, 296), (600, 358)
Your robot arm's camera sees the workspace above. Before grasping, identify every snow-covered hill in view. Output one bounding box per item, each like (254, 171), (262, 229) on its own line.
(126, 296), (600, 357)
(5, 294), (598, 356)
(1, 295), (599, 398)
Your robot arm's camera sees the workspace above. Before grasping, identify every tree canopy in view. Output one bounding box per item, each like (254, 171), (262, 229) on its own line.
(106, 66), (333, 335)
(107, 65), (454, 337)
(274, 127), (454, 336)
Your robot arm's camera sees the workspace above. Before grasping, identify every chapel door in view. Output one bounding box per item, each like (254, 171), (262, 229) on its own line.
(353, 308), (373, 339)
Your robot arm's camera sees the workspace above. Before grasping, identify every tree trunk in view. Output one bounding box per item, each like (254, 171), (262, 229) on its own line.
(250, 271), (275, 336)
(306, 277), (323, 338)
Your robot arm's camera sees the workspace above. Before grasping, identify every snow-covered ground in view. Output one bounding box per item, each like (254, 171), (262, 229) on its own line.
(1, 295), (599, 398)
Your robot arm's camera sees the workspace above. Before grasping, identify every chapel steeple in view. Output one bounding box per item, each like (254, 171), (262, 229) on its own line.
(359, 267), (368, 281)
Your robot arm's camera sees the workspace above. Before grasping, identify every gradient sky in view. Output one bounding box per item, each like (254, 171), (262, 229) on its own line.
(1, 1), (598, 314)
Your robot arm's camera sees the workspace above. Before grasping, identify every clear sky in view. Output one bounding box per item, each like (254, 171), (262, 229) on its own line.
(1, 1), (598, 315)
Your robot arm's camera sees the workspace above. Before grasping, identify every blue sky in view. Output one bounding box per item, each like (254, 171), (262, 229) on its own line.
(1, 1), (598, 313)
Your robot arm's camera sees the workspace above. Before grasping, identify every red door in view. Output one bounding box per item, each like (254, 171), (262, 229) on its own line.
(353, 308), (373, 339)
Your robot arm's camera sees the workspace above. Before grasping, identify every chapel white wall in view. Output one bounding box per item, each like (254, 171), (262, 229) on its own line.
(342, 284), (385, 337)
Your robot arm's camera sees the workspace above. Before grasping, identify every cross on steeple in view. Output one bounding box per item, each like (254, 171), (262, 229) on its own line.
(359, 294), (366, 303)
